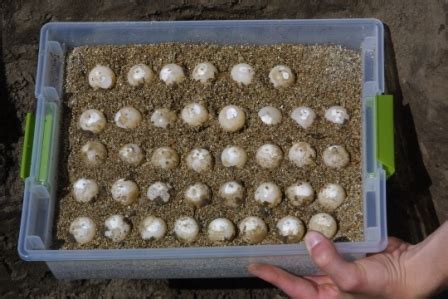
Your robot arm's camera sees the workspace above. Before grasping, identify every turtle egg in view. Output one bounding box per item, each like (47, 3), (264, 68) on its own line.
(139, 216), (167, 241)
(231, 63), (254, 86)
(277, 216), (305, 243)
(288, 142), (316, 167)
(79, 109), (106, 134)
(221, 146), (247, 168)
(111, 179), (139, 205)
(322, 145), (350, 168)
(127, 64), (154, 86)
(255, 144), (283, 169)
(318, 183), (346, 210)
(286, 182), (315, 207)
(174, 216), (199, 243)
(114, 106), (142, 129)
(218, 105), (246, 132)
(186, 148), (213, 173)
(254, 182), (282, 208)
(325, 106), (349, 124)
(119, 143), (144, 166)
(308, 213), (338, 239)
(73, 178), (99, 203)
(184, 183), (211, 208)
(238, 216), (268, 244)
(219, 181), (245, 208)
(69, 217), (96, 244)
(88, 65), (115, 89)
(181, 103), (209, 127)
(81, 141), (107, 167)
(269, 65), (295, 88)
(104, 215), (131, 242)
(147, 182), (172, 204)
(159, 64), (185, 85)
(258, 106), (282, 125)
(291, 106), (316, 129)
(192, 62), (217, 83)
(151, 108), (177, 129)
(151, 147), (179, 170)
(208, 218), (236, 242)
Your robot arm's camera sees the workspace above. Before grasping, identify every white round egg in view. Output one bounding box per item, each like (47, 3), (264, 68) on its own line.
(239, 216), (268, 244)
(151, 147), (179, 170)
(181, 103), (209, 127)
(111, 179), (139, 205)
(174, 216), (199, 243)
(192, 62), (217, 83)
(269, 65), (295, 88)
(255, 144), (283, 169)
(159, 64), (185, 85)
(127, 64), (154, 86)
(81, 141), (107, 167)
(186, 148), (213, 173)
(288, 142), (316, 167)
(286, 182), (315, 207)
(88, 65), (115, 89)
(318, 183), (346, 210)
(219, 181), (245, 208)
(207, 218), (236, 242)
(69, 217), (96, 244)
(322, 145), (350, 169)
(104, 215), (131, 242)
(308, 213), (338, 239)
(254, 182), (282, 208)
(146, 182), (172, 204)
(258, 106), (282, 125)
(291, 106), (316, 129)
(119, 143), (144, 166)
(73, 178), (99, 203)
(221, 146), (247, 168)
(150, 108), (177, 129)
(139, 216), (167, 241)
(218, 105), (246, 132)
(276, 216), (305, 243)
(325, 106), (349, 124)
(79, 109), (106, 134)
(231, 63), (254, 86)
(114, 106), (142, 129)
(184, 183), (211, 208)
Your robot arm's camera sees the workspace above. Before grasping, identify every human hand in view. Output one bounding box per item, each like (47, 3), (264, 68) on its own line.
(249, 222), (448, 299)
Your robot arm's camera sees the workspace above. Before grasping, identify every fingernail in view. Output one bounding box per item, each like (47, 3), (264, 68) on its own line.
(305, 232), (324, 251)
(248, 263), (260, 274)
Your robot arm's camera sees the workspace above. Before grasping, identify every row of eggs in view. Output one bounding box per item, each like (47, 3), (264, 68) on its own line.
(73, 179), (347, 211)
(79, 104), (349, 134)
(81, 141), (350, 170)
(89, 63), (303, 89)
(69, 212), (338, 245)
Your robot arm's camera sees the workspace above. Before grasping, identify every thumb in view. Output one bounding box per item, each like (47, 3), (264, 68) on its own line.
(305, 231), (366, 293)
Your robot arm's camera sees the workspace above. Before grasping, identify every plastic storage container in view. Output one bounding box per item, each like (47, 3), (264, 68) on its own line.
(18, 19), (393, 279)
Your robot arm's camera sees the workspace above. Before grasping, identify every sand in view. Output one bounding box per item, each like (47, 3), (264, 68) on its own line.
(55, 43), (363, 249)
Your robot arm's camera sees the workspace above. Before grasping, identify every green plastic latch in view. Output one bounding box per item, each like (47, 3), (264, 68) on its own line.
(376, 95), (395, 178)
(20, 113), (36, 180)
(38, 112), (53, 183)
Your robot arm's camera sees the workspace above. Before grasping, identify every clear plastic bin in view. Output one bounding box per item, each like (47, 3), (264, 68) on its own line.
(18, 19), (390, 279)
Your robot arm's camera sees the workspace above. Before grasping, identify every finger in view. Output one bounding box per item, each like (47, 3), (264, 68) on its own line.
(305, 232), (366, 293)
(248, 263), (318, 298)
(383, 237), (407, 253)
(303, 275), (334, 285)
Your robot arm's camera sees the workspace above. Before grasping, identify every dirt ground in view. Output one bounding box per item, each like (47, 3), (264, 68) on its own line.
(1, 0), (447, 298)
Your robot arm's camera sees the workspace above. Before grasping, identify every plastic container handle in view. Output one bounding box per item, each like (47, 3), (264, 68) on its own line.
(376, 95), (395, 178)
(20, 113), (35, 180)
